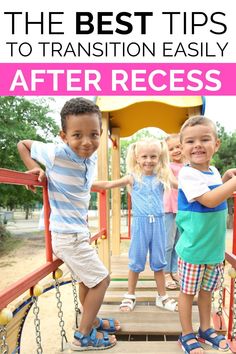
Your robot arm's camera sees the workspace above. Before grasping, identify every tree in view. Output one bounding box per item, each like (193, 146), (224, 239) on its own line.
(0, 96), (59, 217)
(214, 123), (236, 227)
(214, 123), (236, 174)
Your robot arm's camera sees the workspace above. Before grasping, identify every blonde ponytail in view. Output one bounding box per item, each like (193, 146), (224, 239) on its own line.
(126, 142), (137, 174)
(156, 140), (171, 190)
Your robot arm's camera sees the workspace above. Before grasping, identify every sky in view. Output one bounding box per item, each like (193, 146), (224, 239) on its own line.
(49, 96), (236, 135)
(204, 96), (235, 133)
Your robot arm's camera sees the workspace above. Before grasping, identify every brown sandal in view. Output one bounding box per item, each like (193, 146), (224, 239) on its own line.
(165, 274), (178, 290)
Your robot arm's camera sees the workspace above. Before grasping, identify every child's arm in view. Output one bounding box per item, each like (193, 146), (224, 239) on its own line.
(17, 140), (45, 182)
(222, 168), (236, 183)
(92, 175), (133, 190)
(195, 175), (236, 208)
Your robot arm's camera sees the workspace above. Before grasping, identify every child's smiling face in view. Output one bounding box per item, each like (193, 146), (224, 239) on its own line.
(136, 144), (160, 175)
(167, 136), (183, 163)
(60, 113), (102, 158)
(181, 124), (220, 171)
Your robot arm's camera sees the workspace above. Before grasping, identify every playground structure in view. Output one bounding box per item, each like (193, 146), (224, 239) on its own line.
(95, 96), (205, 263)
(1, 96), (236, 353)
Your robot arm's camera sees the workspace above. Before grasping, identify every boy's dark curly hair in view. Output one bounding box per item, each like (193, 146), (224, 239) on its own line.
(60, 97), (102, 132)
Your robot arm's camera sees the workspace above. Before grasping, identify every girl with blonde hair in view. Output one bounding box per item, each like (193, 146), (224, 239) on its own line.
(93, 138), (178, 312)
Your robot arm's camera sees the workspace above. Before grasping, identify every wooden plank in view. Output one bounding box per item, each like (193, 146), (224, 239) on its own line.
(104, 290), (181, 302)
(110, 254), (156, 279)
(111, 127), (121, 256)
(97, 112), (110, 271)
(97, 307), (199, 335)
(6, 302), (32, 353)
(109, 280), (157, 291)
(109, 280), (180, 292)
(111, 272), (154, 280)
(99, 304), (200, 314)
(64, 341), (221, 354)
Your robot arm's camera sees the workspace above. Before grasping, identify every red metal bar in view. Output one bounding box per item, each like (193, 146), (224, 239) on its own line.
(225, 252), (236, 268)
(0, 168), (53, 263)
(0, 258), (63, 310)
(43, 182), (53, 262)
(99, 190), (108, 239)
(228, 277), (235, 340)
(227, 192), (236, 340)
(223, 287), (226, 308)
(0, 168), (108, 312)
(0, 168), (45, 187)
(233, 192), (236, 255)
(91, 228), (106, 243)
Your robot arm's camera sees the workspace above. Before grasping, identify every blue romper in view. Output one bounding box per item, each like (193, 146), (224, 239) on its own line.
(129, 174), (167, 273)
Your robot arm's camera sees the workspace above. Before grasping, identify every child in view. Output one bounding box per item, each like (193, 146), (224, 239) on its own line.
(93, 138), (178, 312)
(164, 134), (184, 290)
(176, 115), (236, 354)
(17, 97), (120, 351)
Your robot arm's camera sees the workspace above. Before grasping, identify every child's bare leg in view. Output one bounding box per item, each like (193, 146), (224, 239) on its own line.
(79, 282), (88, 308)
(79, 276), (109, 333)
(154, 270), (166, 296)
(75, 276), (116, 344)
(198, 289), (227, 350)
(73, 275), (116, 347)
(179, 292), (194, 335)
(198, 289), (211, 330)
(179, 291), (204, 354)
(120, 270), (139, 312)
(128, 270), (139, 294)
(78, 281), (120, 332)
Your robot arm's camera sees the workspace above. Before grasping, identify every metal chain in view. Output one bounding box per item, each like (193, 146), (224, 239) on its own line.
(217, 265), (225, 316)
(71, 275), (81, 328)
(54, 280), (68, 351)
(32, 296), (43, 354)
(232, 277), (236, 338)
(0, 325), (9, 354)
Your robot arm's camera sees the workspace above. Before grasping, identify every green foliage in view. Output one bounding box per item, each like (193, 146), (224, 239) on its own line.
(0, 224), (23, 255)
(0, 96), (59, 212)
(0, 223), (11, 238)
(214, 122), (236, 213)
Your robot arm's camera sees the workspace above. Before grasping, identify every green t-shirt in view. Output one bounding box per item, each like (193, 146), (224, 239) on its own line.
(176, 165), (227, 264)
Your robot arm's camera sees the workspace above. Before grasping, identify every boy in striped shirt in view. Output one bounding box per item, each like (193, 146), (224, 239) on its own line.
(17, 97), (119, 351)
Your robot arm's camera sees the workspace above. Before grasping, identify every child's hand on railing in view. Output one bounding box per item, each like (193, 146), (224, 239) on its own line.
(25, 167), (46, 192)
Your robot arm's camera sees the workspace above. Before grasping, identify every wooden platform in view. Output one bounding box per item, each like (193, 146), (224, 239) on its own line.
(59, 341), (222, 354)
(65, 341), (225, 354)
(3, 253), (229, 354)
(93, 254), (228, 353)
(98, 304), (199, 335)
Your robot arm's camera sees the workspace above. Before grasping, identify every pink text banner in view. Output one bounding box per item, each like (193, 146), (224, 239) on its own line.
(0, 63), (235, 96)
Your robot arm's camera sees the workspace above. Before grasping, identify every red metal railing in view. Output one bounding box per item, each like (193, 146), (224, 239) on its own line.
(0, 168), (107, 310)
(225, 193), (236, 351)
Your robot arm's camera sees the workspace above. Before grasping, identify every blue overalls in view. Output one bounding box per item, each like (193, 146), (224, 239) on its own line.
(129, 174), (167, 273)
